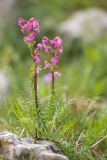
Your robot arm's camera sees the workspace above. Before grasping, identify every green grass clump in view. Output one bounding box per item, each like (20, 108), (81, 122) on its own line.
(11, 95), (107, 160)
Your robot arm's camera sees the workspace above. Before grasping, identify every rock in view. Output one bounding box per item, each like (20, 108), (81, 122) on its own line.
(58, 8), (107, 42)
(0, 131), (68, 160)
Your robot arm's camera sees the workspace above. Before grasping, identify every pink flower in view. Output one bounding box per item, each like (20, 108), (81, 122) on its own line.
(37, 66), (42, 74)
(50, 36), (62, 48)
(43, 72), (61, 82)
(29, 18), (38, 24)
(24, 36), (30, 43)
(51, 56), (59, 64)
(43, 44), (49, 54)
(43, 73), (51, 82)
(54, 71), (61, 77)
(34, 54), (41, 64)
(18, 18), (25, 25)
(44, 61), (51, 69)
(18, 18), (26, 33)
(33, 25), (40, 33)
(42, 36), (49, 43)
(37, 43), (43, 51)
(18, 17), (40, 34)
(20, 26), (26, 33)
(57, 48), (63, 54)
(29, 18), (40, 33)
(23, 32), (36, 43)
(24, 21), (33, 31)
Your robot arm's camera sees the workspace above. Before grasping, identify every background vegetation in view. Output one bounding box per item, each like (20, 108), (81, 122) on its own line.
(1, 0), (107, 159)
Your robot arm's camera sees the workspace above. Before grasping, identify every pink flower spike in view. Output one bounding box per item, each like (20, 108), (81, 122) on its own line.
(44, 61), (51, 69)
(18, 18), (25, 25)
(23, 32), (36, 43)
(34, 54), (41, 64)
(42, 36), (49, 43)
(51, 56), (59, 64)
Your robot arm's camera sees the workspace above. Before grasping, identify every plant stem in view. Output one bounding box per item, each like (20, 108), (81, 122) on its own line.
(51, 51), (55, 96)
(34, 69), (38, 113)
(90, 135), (107, 149)
(51, 71), (55, 96)
(34, 68), (39, 138)
(31, 47), (39, 113)
(31, 47), (39, 138)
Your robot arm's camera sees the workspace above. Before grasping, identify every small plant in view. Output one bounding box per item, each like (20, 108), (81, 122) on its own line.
(40, 36), (63, 95)
(18, 18), (41, 113)
(13, 17), (107, 160)
(17, 17), (63, 137)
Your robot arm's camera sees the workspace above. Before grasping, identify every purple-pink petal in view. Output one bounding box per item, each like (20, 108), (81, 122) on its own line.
(24, 21), (33, 31)
(54, 71), (61, 77)
(44, 61), (51, 69)
(18, 17), (40, 34)
(34, 54), (41, 64)
(43, 44), (49, 54)
(42, 36), (49, 43)
(18, 18), (25, 25)
(51, 56), (59, 64)
(37, 43), (43, 51)
(43, 73), (51, 82)
(57, 48), (63, 54)
(43, 71), (61, 83)
(23, 32), (36, 43)
(50, 36), (62, 48)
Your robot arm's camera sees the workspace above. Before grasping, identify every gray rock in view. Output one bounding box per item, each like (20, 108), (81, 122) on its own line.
(58, 8), (107, 42)
(0, 131), (68, 160)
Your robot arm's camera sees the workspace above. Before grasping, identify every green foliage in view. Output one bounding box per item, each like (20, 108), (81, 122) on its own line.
(11, 95), (107, 160)
(0, 156), (4, 160)
(1, 1), (107, 159)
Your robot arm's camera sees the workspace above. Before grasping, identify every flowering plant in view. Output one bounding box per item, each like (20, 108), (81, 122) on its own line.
(18, 17), (63, 114)
(37, 36), (63, 95)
